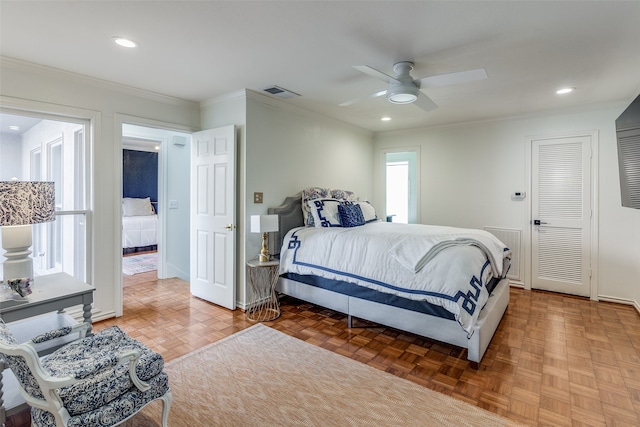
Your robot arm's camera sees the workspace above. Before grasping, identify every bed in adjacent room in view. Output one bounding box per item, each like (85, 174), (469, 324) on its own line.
(122, 197), (158, 254)
(268, 188), (511, 366)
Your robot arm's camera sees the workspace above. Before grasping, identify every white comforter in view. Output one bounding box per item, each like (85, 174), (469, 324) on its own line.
(122, 214), (158, 249)
(279, 222), (511, 335)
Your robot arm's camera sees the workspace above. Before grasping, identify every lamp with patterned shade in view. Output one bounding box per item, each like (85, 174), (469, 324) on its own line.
(0, 181), (56, 282)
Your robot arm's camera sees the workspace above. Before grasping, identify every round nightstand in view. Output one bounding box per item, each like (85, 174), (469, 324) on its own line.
(245, 259), (280, 322)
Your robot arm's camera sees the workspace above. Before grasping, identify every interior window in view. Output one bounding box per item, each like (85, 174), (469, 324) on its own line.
(0, 112), (90, 281)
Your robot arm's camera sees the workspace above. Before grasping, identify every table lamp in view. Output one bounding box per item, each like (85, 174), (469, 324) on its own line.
(250, 214), (278, 262)
(0, 181), (56, 282)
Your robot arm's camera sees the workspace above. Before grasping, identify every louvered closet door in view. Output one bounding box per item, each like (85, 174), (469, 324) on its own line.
(531, 136), (592, 297)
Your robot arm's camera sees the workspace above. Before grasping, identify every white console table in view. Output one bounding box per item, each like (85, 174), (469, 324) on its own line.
(0, 272), (94, 425)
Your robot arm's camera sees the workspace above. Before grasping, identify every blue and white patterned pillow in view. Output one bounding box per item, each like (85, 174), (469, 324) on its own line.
(301, 187), (331, 226)
(338, 203), (365, 227)
(302, 188), (361, 226)
(307, 198), (342, 227)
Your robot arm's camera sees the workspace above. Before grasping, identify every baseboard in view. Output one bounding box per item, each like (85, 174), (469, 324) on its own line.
(597, 295), (640, 315)
(87, 309), (114, 323)
(508, 280), (525, 288)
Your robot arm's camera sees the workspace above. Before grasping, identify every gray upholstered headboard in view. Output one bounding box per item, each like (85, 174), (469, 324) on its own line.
(268, 193), (305, 257)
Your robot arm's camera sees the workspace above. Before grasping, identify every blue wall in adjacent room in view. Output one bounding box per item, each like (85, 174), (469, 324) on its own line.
(123, 149), (158, 208)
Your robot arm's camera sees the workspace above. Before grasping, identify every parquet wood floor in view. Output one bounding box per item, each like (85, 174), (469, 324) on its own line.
(6, 272), (640, 426)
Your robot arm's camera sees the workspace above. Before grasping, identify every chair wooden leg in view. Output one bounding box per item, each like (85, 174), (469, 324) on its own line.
(160, 390), (172, 427)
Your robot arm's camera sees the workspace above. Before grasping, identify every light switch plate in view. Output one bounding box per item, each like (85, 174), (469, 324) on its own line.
(254, 192), (263, 204)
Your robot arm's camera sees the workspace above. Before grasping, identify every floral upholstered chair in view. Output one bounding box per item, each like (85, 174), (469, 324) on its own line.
(0, 319), (171, 426)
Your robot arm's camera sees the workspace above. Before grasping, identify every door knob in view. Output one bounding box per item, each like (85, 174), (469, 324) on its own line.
(224, 224), (236, 230)
(533, 219), (548, 225)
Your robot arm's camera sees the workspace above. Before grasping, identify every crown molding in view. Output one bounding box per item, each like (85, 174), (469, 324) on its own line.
(245, 89), (371, 134)
(199, 88), (370, 135)
(377, 100), (626, 137)
(199, 89), (247, 108)
(1, 56), (198, 109)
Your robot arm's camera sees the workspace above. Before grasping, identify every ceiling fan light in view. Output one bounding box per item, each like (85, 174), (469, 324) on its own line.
(386, 83), (419, 104)
(388, 93), (417, 104)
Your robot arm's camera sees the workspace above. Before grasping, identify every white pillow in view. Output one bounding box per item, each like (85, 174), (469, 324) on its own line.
(355, 201), (378, 223)
(306, 198), (342, 228)
(122, 197), (155, 216)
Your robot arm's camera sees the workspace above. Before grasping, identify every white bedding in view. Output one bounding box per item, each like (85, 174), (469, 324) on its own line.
(279, 222), (511, 335)
(122, 214), (158, 249)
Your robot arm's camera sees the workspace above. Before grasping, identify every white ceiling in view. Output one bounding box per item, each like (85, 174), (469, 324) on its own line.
(1, 1), (639, 132)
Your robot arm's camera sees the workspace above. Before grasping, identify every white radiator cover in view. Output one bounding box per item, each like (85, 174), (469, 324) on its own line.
(484, 227), (522, 283)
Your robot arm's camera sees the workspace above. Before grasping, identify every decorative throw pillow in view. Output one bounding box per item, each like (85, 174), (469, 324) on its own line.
(331, 189), (357, 202)
(307, 198), (342, 227)
(301, 187), (331, 226)
(338, 203), (365, 227)
(122, 197), (155, 216)
(355, 201), (378, 223)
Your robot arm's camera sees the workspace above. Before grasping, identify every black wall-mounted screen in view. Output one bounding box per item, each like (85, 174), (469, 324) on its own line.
(616, 94), (640, 209)
(123, 149), (158, 208)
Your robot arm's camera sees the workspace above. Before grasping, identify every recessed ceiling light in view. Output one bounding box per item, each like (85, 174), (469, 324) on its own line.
(556, 87), (575, 95)
(155, 145), (160, 151)
(9, 125), (20, 131)
(381, 117), (392, 121)
(113, 37), (138, 48)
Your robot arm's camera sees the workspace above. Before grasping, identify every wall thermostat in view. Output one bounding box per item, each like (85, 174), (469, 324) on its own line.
(512, 191), (526, 200)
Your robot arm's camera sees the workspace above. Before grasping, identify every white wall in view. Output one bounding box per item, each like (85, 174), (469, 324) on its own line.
(1, 57), (200, 321)
(374, 103), (640, 306)
(244, 92), (374, 307)
(0, 132), (22, 180)
(200, 90), (374, 307)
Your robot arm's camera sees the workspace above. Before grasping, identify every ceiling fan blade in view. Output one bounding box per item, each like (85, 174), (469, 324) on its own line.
(353, 65), (400, 84)
(414, 93), (438, 112)
(419, 68), (488, 88)
(339, 90), (387, 107)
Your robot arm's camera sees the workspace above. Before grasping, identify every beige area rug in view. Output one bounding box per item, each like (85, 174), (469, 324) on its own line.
(121, 324), (521, 427)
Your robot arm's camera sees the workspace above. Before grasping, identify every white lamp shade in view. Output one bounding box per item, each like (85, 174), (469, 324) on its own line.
(0, 181), (56, 226)
(250, 214), (279, 233)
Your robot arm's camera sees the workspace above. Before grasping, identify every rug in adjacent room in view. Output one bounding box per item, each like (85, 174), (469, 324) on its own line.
(122, 252), (157, 275)
(120, 323), (523, 426)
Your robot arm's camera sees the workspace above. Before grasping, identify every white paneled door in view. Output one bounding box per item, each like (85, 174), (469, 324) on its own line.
(531, 135), (592, 297)
(190, 125), (236, 309)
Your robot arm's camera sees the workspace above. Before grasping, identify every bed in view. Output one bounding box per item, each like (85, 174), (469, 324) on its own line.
(268, 188), (511, 366)
(122, 197), (158, 254)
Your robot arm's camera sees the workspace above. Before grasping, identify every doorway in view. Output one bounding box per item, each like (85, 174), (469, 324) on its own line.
(120, 122), (192, 282)
(121, 136), (160, 278)
(383, 148), (419, 224)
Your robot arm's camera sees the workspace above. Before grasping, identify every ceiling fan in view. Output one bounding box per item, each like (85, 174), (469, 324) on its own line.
(339, 61), (488, 112)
